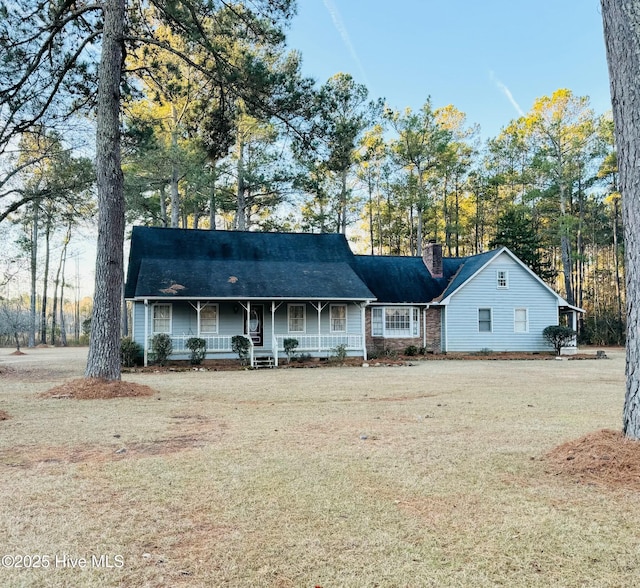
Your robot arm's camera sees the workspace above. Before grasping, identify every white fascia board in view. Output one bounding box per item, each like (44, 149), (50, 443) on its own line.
(132, 296), (376, 303)
(366, 302), (431, 306)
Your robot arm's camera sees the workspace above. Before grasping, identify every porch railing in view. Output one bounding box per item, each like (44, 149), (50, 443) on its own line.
(275, 334), (362, 352)
(149, 333), (362, 360)
(167, 335), (234, 353)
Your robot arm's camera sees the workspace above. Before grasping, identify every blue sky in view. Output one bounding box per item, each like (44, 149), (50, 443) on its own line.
(285, 0), (611, 140)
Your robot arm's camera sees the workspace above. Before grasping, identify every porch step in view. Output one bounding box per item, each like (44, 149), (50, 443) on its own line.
(253, 356), (275, 369)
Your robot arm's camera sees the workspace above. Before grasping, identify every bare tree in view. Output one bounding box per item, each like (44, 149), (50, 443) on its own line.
(601, 0), (640, 438)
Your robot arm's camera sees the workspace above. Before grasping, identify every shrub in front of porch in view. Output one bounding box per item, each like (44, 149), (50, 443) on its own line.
(231, 335), (251, 365)
(150, 333), (173, 366)
(186, 337), (207, 365)
(120, 337), (143, 367)
(283, 338), (298, 363)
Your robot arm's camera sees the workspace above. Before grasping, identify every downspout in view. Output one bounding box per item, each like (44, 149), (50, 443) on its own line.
(144, 299), (149, 366)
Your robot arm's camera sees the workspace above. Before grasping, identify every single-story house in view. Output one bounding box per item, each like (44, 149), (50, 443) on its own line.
(124, 226), (583, 366)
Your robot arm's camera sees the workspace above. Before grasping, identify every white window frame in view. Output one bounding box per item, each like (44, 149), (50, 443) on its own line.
(478, 307), (492, 333)
(514, 308), (529, 333)
(371, 306), (420, 338)
(371, 307), (383, 337)
(199, 304), (219, 334)
(385, 307), (411, 336)
(330, 304), (347, 333)
(152, 303), (172, 334)
(288, 304), (306, 333)
(497, 270), (509, 289)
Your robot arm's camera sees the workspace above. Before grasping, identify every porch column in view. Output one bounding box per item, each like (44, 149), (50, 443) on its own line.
(318, 302), (322, 353)
(246, 301), (253, 367)
(271, 301), (277, 367)
(196, 301), (201, 337)
(143, 299), (149, 367)
(361, 303), (367, 361)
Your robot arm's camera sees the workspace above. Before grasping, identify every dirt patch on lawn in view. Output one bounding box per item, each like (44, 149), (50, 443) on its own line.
(0, 410), (10, 420)
(38, 378), (156, 400)
(545, 429), (640, 491)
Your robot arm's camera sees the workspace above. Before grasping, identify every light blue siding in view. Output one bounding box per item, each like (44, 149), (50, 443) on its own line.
(445, 253), (557, 352)
(131, 300), (364, 359)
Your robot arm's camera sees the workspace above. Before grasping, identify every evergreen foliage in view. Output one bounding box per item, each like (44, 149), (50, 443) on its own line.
(186, 337), (207, 365)
(150, 333), (173, 366)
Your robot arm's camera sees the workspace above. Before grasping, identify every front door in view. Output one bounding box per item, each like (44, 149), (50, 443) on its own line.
(244, 305), (264, 347)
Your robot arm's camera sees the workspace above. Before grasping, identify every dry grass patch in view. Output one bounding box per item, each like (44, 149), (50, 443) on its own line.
(0, 410), (10, 420)
(2, 346), (640, 587)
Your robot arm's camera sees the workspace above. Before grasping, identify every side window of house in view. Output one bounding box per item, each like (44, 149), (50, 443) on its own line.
(330, 305), (347, 332)
(371, 308), (383, 336)
(288, 304), (306, 333)
(412, 308), (420, 336)
(497, 270), (508, 289)
(200, 305), (218, 334)
(153, 304), (171, 333)
(514, 308), (528, 333)
(478, 308), (492, 332)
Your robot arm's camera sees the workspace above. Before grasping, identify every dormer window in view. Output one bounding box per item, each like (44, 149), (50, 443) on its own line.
(497, 270), (508, 289)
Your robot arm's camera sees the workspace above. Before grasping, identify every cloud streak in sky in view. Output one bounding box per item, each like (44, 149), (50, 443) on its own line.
(322, 0), (371, 87)
(490, 71), (525, 117)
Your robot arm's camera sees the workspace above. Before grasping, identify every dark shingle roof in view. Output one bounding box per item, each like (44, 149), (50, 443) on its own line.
(125, 226), (509, 304)
(352, 255), (461, 303)
(125, 226), (375, 300)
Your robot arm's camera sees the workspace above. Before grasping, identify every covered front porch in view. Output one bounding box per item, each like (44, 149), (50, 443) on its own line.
(133, 299), (368, 367)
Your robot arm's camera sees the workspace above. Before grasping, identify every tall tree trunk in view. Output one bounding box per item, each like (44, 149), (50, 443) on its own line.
(601, 0), (640, 438)
(29, 200), (39, 348)
(170, 104), (180, 228)
(339, 168), (348, 234)
(51, 234), (65, 346)
(209, 163), (218, 230)
(559, 181), (575, 305)
(159, 183), (168, 226)
(85, 0), (125, 381)
(59, 234), (69, 347)
(236, 137), (246, 231)
(40, 215), (52, 344)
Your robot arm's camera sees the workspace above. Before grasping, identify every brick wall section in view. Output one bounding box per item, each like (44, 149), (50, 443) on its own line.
(424, 307), (442, 353)
(365, 306), (442, 355)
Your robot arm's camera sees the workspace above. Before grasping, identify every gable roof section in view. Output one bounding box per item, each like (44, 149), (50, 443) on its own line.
(125, 226), (375, 300)
(437, 246), (582, 311)
(352, 255), (462, 304)
(436, 249), (503, 302)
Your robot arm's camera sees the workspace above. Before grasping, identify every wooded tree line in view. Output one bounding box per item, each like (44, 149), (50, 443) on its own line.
(0, 0), (624, 353)
(122, 75), (622, 345)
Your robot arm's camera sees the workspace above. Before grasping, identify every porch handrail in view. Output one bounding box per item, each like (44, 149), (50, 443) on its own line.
(247, 336), (254, 368)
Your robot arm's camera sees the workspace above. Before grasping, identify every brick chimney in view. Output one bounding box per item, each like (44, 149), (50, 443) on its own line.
(423, 241), (443, 278)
